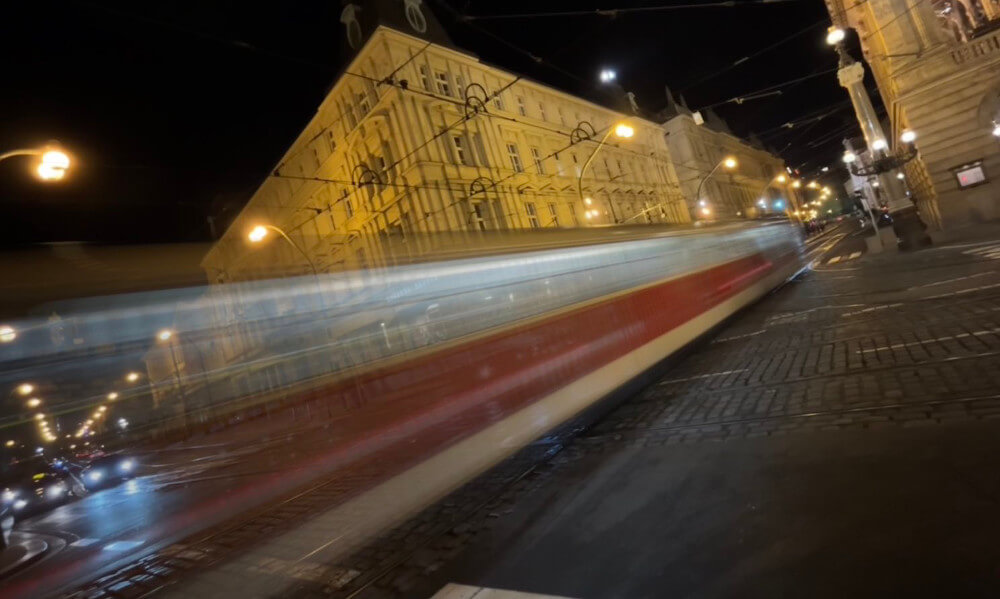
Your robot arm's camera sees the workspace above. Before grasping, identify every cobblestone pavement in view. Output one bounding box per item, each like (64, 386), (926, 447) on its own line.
(59, 226), (1000, 598)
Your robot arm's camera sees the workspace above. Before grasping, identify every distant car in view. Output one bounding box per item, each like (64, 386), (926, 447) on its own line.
(0, 457), (76, 519)
(81, 454), (136, 491)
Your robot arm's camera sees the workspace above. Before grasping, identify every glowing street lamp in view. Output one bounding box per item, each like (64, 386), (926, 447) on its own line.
(599, 69), (616, 83)
(842, 151), (857, 163)
(157, 329), (173, 342)
(0, 325), (15, 343)
(0, 144), (71, 181)
(694, 156), (738, 219)
(792, 180), (802, 189)
(107, 392), (119, 401)
(578, 122), (636, 223)
(825, 26), (846, 45)
(4, 440), (13, 448)
(16, 384), (33, 396)
(900, 130), (917, 144)
(247, 223), (319, 275)
(26, 398), (41, 409)
(871, 138), (888, 151)
(125, 372), (141, 383)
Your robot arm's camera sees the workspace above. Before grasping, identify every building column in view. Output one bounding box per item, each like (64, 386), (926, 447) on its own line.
(837, 54), (928, 247)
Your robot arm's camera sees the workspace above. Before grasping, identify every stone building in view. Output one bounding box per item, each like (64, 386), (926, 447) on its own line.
(201, 0), (692, 282)
(658, 91), (800, 220)
(826, 0), (1000, 231)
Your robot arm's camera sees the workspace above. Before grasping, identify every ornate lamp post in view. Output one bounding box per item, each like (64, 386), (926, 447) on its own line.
(827, 26), (928, 248)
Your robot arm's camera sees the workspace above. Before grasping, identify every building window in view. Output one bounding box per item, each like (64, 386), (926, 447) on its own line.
(547, 202), (558, 226)
(419, 65), (431, 90)
(344, 196), (354, 219)
(493, 91), (504, 110)
(344, 103), (358, 129)
(357, 92), (370, 115)
(616, 160), (624, 178)
(470, 201), (487, 231)
(507, 143), (523, 172)
(517, 96), (526, 116)
(530, 147), (545, 174)
(452, 135), (471, 166)
(557, 107), (566, 126)
(435, 71), (451, 96)
(572, 153), (581, 177)
(538, 103), (547, 121)
(326, 129), (336, 153)
(455, 75), (465, 98)
(555, 154), (566, 177)
(525, 202), (539, 228)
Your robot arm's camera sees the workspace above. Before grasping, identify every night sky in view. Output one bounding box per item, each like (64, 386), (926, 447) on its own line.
(1, 0), (877, 246)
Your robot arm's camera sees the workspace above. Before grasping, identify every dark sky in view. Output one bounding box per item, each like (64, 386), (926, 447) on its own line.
(0, 0), (876, 246)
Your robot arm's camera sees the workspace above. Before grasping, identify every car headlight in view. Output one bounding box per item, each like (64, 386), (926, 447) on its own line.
(119, 459), (135, 473)
(13, 499), (27, 511)
(88, 470), (103, 482)
(46, 484), (65, 499)
(1, 490), (16, 503)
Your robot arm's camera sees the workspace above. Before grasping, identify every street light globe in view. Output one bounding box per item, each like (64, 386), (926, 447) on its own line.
(900, 130), (917, 144)
(34, 149), (71, 182)
(993, 123), (1000, 137)
(0, 325), (16, 343)
(896, 172), (905, 180)
(157, 329), (173, 342)
(599, 69), (616, 83)
(700, 207), (712, 217)
(826, 26), (846, 45)
(723, 157), (737, 169)
(248, 225), (269, 243)
(107, 392), (119, 401)
(126, 372), (140, 383)
(4, 440), (13, 448)
(16, 383), (33, 396)
(842, 151), (857, 163)
(26, 398), (41, 409)
(792, 180), (802, 189)
(807, 181), (819, 189)
(871, 138), (888, 151)
(614, 123), (634, 139)
(34, 413), (45, 421)
(775, 174), (787, 184)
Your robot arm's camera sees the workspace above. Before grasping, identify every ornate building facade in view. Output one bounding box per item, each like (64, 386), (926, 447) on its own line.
(659, 92), (800, 221)
(826, 0), (1000, 231)
(201, 2), (691, 282)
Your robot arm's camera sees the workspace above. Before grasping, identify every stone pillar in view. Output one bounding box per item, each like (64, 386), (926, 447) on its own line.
(837, 53), (929, 248)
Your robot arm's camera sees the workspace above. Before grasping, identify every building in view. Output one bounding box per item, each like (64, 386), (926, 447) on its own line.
(658, 91), (801, 220)
(826, 0), (1000, 232)
(200, 1), (693, 282)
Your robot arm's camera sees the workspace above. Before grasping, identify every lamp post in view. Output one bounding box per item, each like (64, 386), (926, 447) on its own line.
(157, 329), (189, 427)
(578, 122), (634, 224)
(0, 144), (71, 181)
(827, 26), (927, 248)
(694, 156), (738, 219)
(248, 224), (319, 275)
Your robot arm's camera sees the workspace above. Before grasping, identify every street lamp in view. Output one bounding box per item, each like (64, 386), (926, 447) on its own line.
(107, 392), (118, 401)
(247, 223), (319, 275)
(828, 25), (926, 245)
(599, 69), (616, 83)
(843, 151), (857, 163)
(900, 130), (917, 144)
(694, 156), (738, 219)
(16, 383), (33, 396)
(578, 122), (635, 223)
(125, 372), (140, 383)
(825, 26), (846, 45)
(0, 325), (15, 343)
(0, 144), (71, 181)
(26, 398), (41, 409)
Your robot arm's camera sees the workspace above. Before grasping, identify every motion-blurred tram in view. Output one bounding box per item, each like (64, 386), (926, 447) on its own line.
(0, 220), (803, 547)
